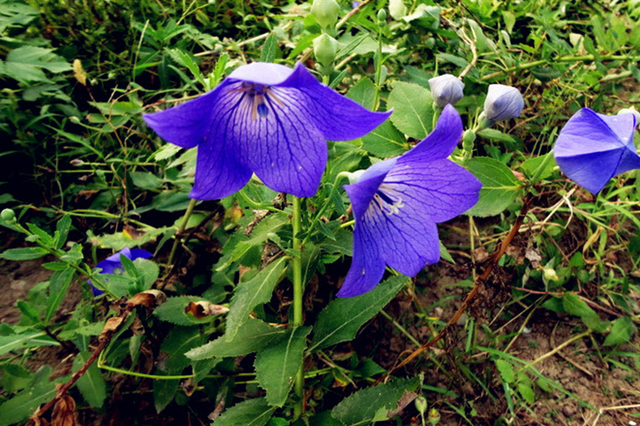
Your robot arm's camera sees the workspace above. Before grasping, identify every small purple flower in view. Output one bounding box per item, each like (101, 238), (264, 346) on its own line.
(483, 84), (524, 122)
(554, 108), (640, 194)
(339, 105), (482, 297)
(144, 62), (390, 199)
(429, 74), (464, 107)
(89, 247), (152, 295)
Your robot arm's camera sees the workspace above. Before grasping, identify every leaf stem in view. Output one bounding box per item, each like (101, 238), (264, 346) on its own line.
(167, 198), (197, 268)
(292, 195), (304, 419)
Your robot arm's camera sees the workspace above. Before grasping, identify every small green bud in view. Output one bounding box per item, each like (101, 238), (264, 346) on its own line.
(313, 34), (338, 67)
(414, 395), (427, 415)
(462, 129), (476, 152)
(389, 0), (407, 20)
(428, 408), (441, 425)
(311, 0), (340, 29)
(377, 8), (387, 23)
(1, 208), (15, 222)
(543, 267), (559, 282)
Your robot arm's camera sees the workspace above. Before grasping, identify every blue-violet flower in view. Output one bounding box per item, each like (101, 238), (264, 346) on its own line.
(554, 108), (640, 194)
(429, 74), (464, 107)
(339, 105), (482, 297)
(89, 247), (153, 296)
(144, 62), (390, 199)
(483, 84), (524, 123)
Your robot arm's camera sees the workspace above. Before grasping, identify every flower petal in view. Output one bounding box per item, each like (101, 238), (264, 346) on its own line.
(615, 147), (640, 176)
(399, 104), (463, 164)
(279, 63), (391, 141)
(597, 110), (636, 147)
(384, 159), (482, 223)
(554, 108), (626, 158)
(555, 149), (623, 194)
(228, 62), (295, 86)
(337, 224), (385, 297)
(143, 83), (228, 149)
(344, 167), (389, 220)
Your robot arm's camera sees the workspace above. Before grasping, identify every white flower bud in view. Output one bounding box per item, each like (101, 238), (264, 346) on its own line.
(429, 74), (464, 107)
(313, 34), (338, 67)
(389, 0), (407, 20)
(311, 0), (340, 29)
(483, 84), (524, 122)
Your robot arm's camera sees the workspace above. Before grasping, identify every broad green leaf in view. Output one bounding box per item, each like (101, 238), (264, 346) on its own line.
(517, 382), (535, 404)
(331, 377), (420, 425)
(54, 214), (72, 250)
(160, 327), (205, 373)
(213, 397), (276, 426)
(477, 128), (517, 143)
(361, 120), (408, 158)
(0, 366), (56, 426)
(186, 319), (286, 360)
(0, 1), (39, 33)
(346, 77), (376, 110)
(520, 153), (556, 182)
(495, 359), (515, 384)
(153, 379), (179, 414)
(603, 317), (636, 346)
(87, 227), (170, 251)
(562, 294), (609, 333)
(260, 32), (279, 63)
(166, 48), (205, 87)
(0, 332), (58, 356)
(387, 81), (434, 139)
(131, 171), (163, 190)
(154, 296), (218, 326)
(226, 257), (287, 340)
(1, 46), (71, 83)
(309, 276), (408, 352)
(0, 247), (48, 261)
(153, 144), (182, 162)
(255, 326), (311, 407)
(73, 350), (107, 408)
(0, 364), (33, 393)
(309, 411), (347, 426)
(134, 258), (160, 291)
(45, 268), (75, 324)
(465, 157), (522, 217)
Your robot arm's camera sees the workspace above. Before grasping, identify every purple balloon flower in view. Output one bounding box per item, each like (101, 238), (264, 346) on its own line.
(143, 62), (391, 200)
(339, 105), (482, 297)
(554, 108), (640, 194)
(89, 247), (153, 296)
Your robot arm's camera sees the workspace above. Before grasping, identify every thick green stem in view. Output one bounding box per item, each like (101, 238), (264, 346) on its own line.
(292, 196), (304, 419)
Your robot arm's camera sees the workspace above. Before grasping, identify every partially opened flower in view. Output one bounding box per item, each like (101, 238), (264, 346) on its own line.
(339, 105), (482, 297)
(483, 84), (524, 123)
(554, 108), (640, 194)
(89, 247), (153, 296)
(144, 62), (390, 199)
(429, 74), (464, 107)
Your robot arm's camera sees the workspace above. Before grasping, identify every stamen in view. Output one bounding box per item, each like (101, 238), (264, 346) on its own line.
(370, 184), (405, 216)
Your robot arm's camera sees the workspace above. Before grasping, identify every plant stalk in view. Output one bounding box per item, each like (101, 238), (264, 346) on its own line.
(292, 196), (304, 418)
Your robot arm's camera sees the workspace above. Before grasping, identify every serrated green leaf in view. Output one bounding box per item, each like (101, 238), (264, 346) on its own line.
(562, 294), (609, 332)
(73, 350), (107, 408)
(495, 359), (515, 384)
(260, 32), (279, 63)
(153, 379), (180, 413)
(331, 377), (420, 426)
(0, 1), (39, 33)
(154, 296), (216, 326)
(361, 120), (408, 158)
(309, 276), (408, 352)
(160, 327), (204, 373)
(2, 46), (71, 83)
(255, 326), (311, 407)
(227, 258), (287, 341)
(131, 171), (163, 190)
(134, 258), (160, 291)
(54, 215), (72, 250)
(45, 268), (75, 324)
(465, 157), (522, 217)
(520, 153), (556, 181)
(346, 77), (376, 110)
(517, 382), (535, 404)
(0, 247), (48, 261)
(603, 317), (636, 346)
(387, 81), (434, 139)
(0, 332), (59, 356)
(213, 397), (276, 426)
(153, 144), (182, 161)
(187, 319), (286, 361)
(0, 371), (57, 426)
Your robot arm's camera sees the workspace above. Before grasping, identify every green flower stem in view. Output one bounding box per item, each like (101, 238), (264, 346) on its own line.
(292, 195), (304, 419)
(379, 310), (422, 347)
(301, 172), (350, 247)
(167, 198), (197, 268)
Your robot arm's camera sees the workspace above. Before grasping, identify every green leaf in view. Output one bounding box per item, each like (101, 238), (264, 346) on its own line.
(603, 317), (636, 346)
(260, 32), (279, 63)
(495, 359), (515, 384)
(154, 296), (218, 326)
(213, 397), (276, 426)
(0, 247), (48, 261)
(153, 379), (179, 413)
(226, 257), (287, 341)
(73, 350), (107, 408)
(131, 171), (163, 190)
(0, 370), (57, 426)
(166, 48), (205, 87)
(331, 377), (420, 425)
(0, 1), (39, 33)
(562, 294), (609, 333)
(477, 128), (517, 143)
(346, 77), (376, 110)
(1, 46), (71, 83)
(160, 327), (205, 373)
(361, 120), (408, 158)
(309, 276), (408, 352)
(387, 81), (434, 139)
(0, 332), (59, 356)
(255, 326), (311, 407)
(0, 364), (33, 393)
(54, 215), (72, 250)
(45, 268), (75, 324)
(520, 153), (556, 182)
(134, 258), (160, 291)
(464, 157), (522, 217)
(186, 319), (286, 361)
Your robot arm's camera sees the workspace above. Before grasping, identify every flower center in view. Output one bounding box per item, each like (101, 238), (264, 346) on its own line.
(372, 184), (405, 216)
(233, 83), (284, 120)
